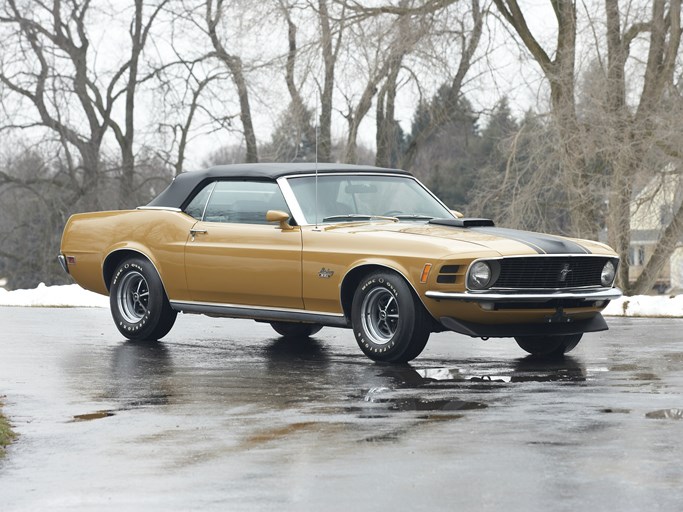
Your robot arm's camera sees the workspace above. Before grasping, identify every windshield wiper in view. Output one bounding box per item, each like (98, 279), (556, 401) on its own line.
(322, 214), (399, 222)
(394, 214), (434, 221)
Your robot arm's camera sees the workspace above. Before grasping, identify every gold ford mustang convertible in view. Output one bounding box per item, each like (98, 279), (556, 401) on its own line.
(59, 163), (621, 362)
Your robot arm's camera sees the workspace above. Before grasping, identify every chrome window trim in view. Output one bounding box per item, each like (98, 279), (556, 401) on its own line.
(199, 181), (217, 221)
(277, 176), (307, 226)
(137, 206), (182, 212)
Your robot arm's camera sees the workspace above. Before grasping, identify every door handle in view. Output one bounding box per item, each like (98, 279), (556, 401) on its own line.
(190, 228), (208, 237)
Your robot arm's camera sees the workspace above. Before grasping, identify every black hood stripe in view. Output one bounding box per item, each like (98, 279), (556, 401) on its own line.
(472, 227), (591, 255)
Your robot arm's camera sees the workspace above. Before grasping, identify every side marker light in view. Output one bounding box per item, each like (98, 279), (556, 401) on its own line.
(420, 263), (432, 284)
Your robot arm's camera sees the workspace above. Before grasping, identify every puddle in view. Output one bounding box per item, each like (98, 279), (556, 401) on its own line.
(415, 368), (511, 383)
(645, 409), (683, 420)
(468, 375), (512, 383)
(416, 368), (462, 381)
(392, 398), (486, 412)
(366, 397), (487, 412)
(415, 414), (465, 422)
(71, 410), (115, 422)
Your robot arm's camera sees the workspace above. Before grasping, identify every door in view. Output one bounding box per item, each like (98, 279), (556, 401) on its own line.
(184, 180), (303, 309)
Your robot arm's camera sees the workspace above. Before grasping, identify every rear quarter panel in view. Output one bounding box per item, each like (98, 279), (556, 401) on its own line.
(61, 210), (195, 299)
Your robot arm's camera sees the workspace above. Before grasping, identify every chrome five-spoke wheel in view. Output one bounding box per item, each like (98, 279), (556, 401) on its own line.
(361, 287), (399, 345)
(116, 270), (150, 323)
(109, 257), (177, 341)
(351, 271), (431, 363)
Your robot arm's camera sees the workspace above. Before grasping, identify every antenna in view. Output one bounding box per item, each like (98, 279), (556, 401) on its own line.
(314, 95), (319, 229)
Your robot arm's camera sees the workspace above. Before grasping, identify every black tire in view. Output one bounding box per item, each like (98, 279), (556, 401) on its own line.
(270, 322), (323, 338)
(110, 257), (177, 341)
(514, 333), (582, 358)
(351, 271), (431, 363)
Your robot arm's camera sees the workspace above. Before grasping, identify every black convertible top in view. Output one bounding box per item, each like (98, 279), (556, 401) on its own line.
(147, 163), (411, 208)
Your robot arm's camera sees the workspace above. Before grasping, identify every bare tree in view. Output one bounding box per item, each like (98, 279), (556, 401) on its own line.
(399, 0), (484, 171)
(317, 0), (345, 162)
(279, 0), (318, 150)
(109, 0), (169, 204)
(206, 0), (259, 163)
(491, 0), (682, 293)
(0, 0), (168, 208)
(0, 0), (107, 209)
(338, 0), (471, 164)
(154, 56), (231, 176)
(375, 54), (402, 167)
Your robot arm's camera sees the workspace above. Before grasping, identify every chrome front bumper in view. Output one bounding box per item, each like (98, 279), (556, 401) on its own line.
(425, 287), (622, 303)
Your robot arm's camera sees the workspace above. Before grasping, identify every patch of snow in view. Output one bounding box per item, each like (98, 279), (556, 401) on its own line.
(0, 284), (680, 318)
(0, 283), (108, 308)
(602, 295), (683, 318)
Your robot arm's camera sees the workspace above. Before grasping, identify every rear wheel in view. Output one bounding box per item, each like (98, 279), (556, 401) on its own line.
(270, 322), (322, 338)
(351, 271), (431, 363)
(110, 257), (176, 341)
(514, 334), (582, 358)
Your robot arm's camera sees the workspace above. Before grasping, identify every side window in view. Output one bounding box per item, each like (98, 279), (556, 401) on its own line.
(203, 181), (290, 224)
(185, 182), (215, 220)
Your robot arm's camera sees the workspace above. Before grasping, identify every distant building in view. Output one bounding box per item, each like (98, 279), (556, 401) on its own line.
(629, 169), (683, 293)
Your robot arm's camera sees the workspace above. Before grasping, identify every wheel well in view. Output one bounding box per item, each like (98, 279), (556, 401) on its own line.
(103, 250), (146, 292)
(340, 264), (403, 320)
(340, 264), (442, 331)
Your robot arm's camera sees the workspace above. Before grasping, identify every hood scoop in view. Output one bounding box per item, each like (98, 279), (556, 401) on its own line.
(430, 218), (495, 228)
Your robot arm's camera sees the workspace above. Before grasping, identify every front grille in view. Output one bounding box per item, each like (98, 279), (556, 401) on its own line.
(492, 257), (614, 289)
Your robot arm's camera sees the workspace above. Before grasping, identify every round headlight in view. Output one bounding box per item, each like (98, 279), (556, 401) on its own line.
(601, 260), (616, 286)
(468, 261), (492, 290)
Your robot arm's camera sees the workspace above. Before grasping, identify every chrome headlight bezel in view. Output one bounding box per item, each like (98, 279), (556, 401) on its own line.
(467, 261), (493, 290)
(601, 260), (617, 287)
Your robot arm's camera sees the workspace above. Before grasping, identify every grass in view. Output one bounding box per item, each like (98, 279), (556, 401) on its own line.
(0, 398), (16, 457)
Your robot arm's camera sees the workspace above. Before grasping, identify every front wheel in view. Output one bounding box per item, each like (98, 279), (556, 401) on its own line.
(110, 257), (177, 341)
(351, 272), (431, 363)
(514, 333), (582, 358)
(270, 322), (322, 338)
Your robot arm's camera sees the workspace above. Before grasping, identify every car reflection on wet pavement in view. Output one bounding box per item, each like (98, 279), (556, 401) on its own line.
(1, 307), (682, 511)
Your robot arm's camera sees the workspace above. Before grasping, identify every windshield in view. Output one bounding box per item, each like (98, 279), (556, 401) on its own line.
(286, 175), (453, 224)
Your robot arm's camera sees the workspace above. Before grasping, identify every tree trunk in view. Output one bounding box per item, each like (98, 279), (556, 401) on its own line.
(207, 0), (258, 163)
(375, 61), (401, 167)
(231, 58), (258, 163)
(318, 0), (337, 163)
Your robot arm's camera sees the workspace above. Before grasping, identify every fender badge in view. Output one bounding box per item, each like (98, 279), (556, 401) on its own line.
(318, 268), (335, 279)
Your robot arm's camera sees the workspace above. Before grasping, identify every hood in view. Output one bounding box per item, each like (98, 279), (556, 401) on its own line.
(323, 221), (613, 257)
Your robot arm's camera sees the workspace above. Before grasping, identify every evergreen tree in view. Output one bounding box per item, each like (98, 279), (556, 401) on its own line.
(405, 83), (479, 209)
(262, 103), (316, 162)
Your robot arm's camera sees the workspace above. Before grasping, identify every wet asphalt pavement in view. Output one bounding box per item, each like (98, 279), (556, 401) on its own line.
(1, 307), (682, 511)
